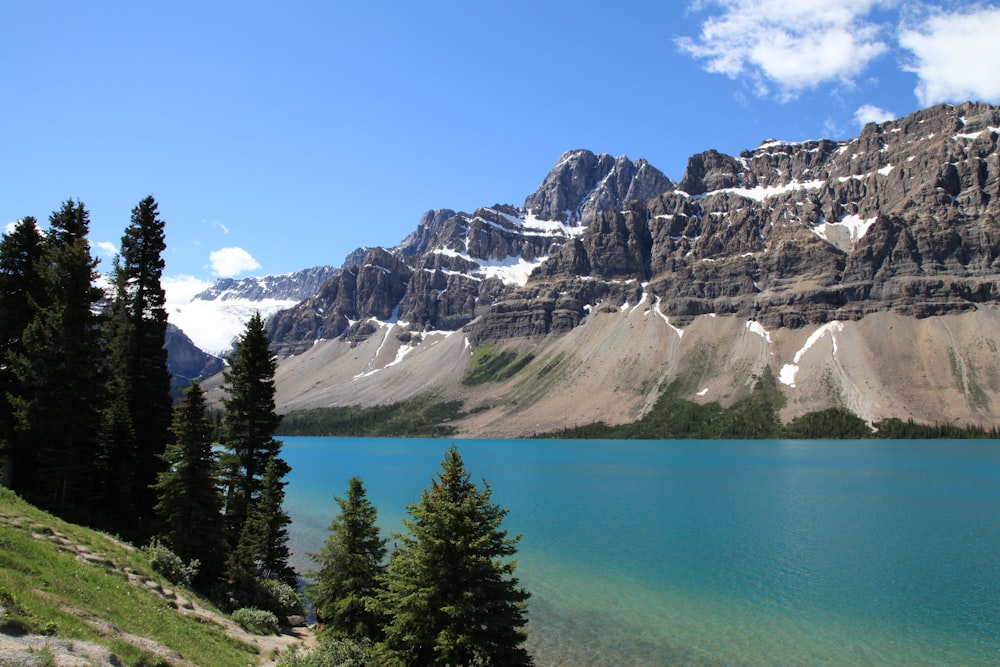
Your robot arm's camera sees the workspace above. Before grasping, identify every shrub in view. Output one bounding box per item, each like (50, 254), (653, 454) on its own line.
(232, 607), (280, 635)
(256, 578), (304, 618)
(276, 638), (372, 667)
(142, 539), (199, 588)
(217, 574), (304, 617)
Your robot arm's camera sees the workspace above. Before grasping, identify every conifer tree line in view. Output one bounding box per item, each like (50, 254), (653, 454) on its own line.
(0, 197), (293, 590)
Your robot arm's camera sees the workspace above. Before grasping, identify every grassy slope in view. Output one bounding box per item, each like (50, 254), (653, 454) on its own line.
(0, 487), (260, 667)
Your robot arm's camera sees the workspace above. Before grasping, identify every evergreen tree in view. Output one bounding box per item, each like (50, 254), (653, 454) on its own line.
(373, 445), (532, 666)
(0, 217), (45, 492)
(308, 476), (387, 640)
(221, 311), (283, 547)
(7, 201), (106, 514)
(235, 454), (296, 585)
(102, 195), (173, 528)
(153, 381), (227, 587)
(99, 361), (137, 524)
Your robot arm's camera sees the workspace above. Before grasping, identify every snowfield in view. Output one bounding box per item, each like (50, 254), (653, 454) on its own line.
(168, 296), (298, 357)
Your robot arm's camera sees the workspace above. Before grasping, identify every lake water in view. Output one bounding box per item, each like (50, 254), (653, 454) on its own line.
(280, 437), (1000, 666)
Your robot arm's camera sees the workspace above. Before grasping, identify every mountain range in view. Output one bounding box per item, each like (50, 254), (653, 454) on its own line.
(179, 102), (1000, 434)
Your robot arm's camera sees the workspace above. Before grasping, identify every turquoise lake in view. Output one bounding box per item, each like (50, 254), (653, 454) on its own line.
(279, 437), (1000, 666)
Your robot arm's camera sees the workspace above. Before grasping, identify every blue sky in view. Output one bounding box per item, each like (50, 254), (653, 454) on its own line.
(3, 1), (1000, 303)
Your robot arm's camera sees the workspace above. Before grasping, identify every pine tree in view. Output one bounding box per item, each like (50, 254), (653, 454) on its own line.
(102, 195), (173, 529)
(7, 201), (106, 514)
(221, 311), (283, 547)
(153, 381), (227, 587)
(0, 217), (45, 492)
(235, 454), (296, 585)
(373, 445), (532, 666)
(308, 476), (387, 640)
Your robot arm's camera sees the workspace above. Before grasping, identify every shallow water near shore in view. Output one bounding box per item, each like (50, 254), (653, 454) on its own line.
(280, 437), (1000, 666)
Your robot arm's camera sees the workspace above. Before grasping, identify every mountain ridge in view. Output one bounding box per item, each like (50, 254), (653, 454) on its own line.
(264, 150), (675, 356)
(196, 102), (1000, 432)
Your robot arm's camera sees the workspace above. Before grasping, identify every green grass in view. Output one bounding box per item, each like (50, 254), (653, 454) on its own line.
(0, 487), (258, 667)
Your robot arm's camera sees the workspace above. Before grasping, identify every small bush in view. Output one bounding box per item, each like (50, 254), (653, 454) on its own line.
(256, 578), (304, 618)
(142, 539), (199, 588)
(276, 638), (372, 667)
(216, 575), (303, 617)
(232, 607), (280, 635)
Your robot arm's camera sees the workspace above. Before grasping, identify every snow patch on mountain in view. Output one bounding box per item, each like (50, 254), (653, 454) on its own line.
(810, 214), (877, 245)
(651, 297), (684, 338)
(522, 211), (588, 237)
(779, 321), (844, 387)
(746, 319), (772, 343)
(434, 248), (545, 287)
(714, 179), (826, 202)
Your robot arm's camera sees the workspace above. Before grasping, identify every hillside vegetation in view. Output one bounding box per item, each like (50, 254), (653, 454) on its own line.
(0, 487), (309, 667)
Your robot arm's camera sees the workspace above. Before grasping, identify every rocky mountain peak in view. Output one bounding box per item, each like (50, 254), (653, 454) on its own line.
(522, 149), (675, 224)
(393, 208), (459, 262)
(265, 149), (676, 355)
(677, 149), (744, 195)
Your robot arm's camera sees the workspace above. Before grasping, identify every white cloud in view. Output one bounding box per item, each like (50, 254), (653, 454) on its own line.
(209, 246), (261, 277)
(854, 103), (896, 126)
(162, 274), (213, 307)
(95, 240), (118, 258)
(4, 221), (17, 235)
(899, 6), (1000, 107)
(678, 0), (894, 100)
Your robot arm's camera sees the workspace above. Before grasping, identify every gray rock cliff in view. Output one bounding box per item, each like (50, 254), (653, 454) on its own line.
(468, 102), (1000, 341)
